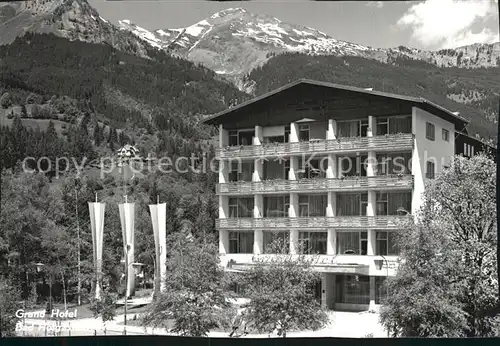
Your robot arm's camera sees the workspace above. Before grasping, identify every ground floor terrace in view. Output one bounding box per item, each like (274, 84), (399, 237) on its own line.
(224, 253), (397, 312)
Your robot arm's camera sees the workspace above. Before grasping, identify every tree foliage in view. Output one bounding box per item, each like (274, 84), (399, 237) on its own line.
(0, 278), (22, 337)
(380, 153), (499, 337)
(241, 240), (329, 337)
(142, 230), (230, 337)
(89, 289), (118, 323)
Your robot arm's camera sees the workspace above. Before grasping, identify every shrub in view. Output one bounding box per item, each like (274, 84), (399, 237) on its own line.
(89, 290), (118, 323)
(26, 93), (42, 105)
(0, 92), (12, 108)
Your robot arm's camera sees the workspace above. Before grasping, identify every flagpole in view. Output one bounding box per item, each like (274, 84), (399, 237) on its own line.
(75, 186), (81, 306)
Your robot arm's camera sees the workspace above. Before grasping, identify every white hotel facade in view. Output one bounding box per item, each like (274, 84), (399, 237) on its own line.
(201, 79), (482, 311)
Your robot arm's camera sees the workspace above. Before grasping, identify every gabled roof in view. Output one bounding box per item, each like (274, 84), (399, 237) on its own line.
(201, 79), (469, 129)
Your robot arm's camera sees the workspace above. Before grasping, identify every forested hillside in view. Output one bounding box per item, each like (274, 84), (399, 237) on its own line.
(248, 53), (499, 142)
(0, 33), (245, 302)
(0, 33), (249, 169)
(0, 33), (247, 128)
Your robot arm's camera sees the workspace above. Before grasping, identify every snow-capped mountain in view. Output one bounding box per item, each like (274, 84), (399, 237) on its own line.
(0, 0), (153, 58)
(1, 0), (498, 92)
(118, 7), (500, 86)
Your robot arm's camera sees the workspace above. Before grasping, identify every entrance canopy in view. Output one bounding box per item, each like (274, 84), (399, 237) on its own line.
(228, 262), (370, 276)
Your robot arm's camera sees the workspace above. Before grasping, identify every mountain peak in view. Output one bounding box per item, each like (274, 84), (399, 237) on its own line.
(211, 8), (247, 19)
(115, 5), (500, 82)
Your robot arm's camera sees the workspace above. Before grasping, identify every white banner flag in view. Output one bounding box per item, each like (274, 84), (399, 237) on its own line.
(149, 203), (167, 294)
(119, 203), (135, 297)
(88, 202), (105, 300)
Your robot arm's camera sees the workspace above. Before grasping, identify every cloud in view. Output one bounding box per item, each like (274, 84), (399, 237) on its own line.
(396, 0), (499, 48)
(367, 1), (384, 9)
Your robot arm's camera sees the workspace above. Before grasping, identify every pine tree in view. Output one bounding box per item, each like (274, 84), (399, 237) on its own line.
(93, 124), (102, 146)
(107, 127), (117, 144)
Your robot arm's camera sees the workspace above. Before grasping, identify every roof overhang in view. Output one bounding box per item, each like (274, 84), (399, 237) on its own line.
(200, 79), (469, 131)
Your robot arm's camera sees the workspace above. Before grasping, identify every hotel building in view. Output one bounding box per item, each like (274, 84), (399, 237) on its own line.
(201, 79), (488, 311)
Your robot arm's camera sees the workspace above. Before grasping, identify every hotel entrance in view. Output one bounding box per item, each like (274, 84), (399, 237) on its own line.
(334, 274), (370, 311)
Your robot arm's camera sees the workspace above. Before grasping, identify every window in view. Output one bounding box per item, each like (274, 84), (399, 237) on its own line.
(375, 153), (411, 175)
(228, 161), (239, 182)
(336, 231), (368, 255)
(335, 275), (370, 304)
(299, 232), (327, 254)
(228, 161), (254, 182)
(338, 120), (368, 138)
(426, 161), (435, 179)
(388, 116), (412, 134)
(387, 192), (412, 215)
(376, 231), (399, 255)
(376, 193), (388, 216)
(238, 131), (253, 146)
(263, 231), (289, 253)
(228, 130), (238, 146)
(426, 122), (435, 141)
(299, 124), (310, 141)
(284, 125), (291, 142)
(340, 155), (367, 177)
(360, 120), (369, 137)
(376, 117), (388, 135)
(229, 232), (254, 253)
(298, 158), (327, 179)
(464, 144), (475, 157)
(357, 155), (367, 177)
(263, 160), (286, 180)
(228, 130), (254, 146)
(442, 129), (449, 142)
(336, 193), (368, 216)
(228, 197), (254, 218)
(299, 195), (309, 217)
(298, 194), (326, 217)
(264, 195), (289, 217)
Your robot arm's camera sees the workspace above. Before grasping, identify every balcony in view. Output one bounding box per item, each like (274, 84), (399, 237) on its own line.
(216, 133), (414, 159)
(216, 216), (409, 230)
(217, 175), (413, 195)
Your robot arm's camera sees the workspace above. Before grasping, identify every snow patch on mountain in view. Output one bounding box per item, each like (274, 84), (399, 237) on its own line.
(118, 19), (163, 48)
(185, 20), (210, 37)
(256, 23), (288, 37)
(156, 29), (170, 36)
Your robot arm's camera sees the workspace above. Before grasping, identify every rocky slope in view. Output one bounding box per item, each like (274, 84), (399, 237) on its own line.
(118, 7), (500, 85)
(0, 0), (153, 58)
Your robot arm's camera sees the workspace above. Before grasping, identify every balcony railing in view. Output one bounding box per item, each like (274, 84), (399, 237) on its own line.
(216, 133), (414, 159)
(216, 216), (409, 229)
(217, 174), (413, 194)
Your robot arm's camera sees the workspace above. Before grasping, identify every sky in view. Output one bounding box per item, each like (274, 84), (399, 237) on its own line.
(88, 0), (500, 50)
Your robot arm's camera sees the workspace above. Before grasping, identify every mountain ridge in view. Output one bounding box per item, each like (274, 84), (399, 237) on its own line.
(0, 0), (155, 58)
(116, 6), (500, 86)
